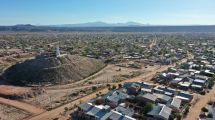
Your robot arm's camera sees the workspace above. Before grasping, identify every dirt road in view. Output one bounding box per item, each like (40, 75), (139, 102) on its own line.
(27, 88), (109, 120)
(0, 97), (45, 115)
(27, 56), (190, 120)
(28, 61), (186, 120)
(184, 86), (215, 120)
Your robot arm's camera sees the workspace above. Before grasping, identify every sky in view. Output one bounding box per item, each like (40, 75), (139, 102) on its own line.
(0, 0), (215, 25)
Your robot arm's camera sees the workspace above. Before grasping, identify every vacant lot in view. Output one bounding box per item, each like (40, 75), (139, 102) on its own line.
(0, 104), (30, 120)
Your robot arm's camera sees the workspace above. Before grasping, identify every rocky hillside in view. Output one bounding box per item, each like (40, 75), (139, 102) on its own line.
(2, 55), (105, 85)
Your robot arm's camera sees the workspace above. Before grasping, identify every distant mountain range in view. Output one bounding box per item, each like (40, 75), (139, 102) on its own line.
(47, 21), (145, 27)
(0, 23), (215, 32)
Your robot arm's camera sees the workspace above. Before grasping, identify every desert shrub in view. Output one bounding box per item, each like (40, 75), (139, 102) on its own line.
(208, 78), (215, 89)
(64, 107), (68, 111)
(112, 85), (117, 90)
(118, 84), (122, 88)
(200, 91), (206, 95)
(173, 112), (182, 120)
(88, 81), (93, 84)
(199, 112), (206, 118)
(184, 105), (190, 115)
(70, 92), (79, 96)
(201, 107), (208, 112)
(92, 86), (97, 91)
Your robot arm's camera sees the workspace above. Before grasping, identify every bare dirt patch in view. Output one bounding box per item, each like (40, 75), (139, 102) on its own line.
(0, 104), (30, 120)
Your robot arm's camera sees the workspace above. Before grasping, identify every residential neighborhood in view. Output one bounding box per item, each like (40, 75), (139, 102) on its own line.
(71, 45), (215, 120)
(72, 80), (192, 120)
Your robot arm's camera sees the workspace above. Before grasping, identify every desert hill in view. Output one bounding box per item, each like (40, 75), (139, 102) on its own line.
(2, 54), (105, 85)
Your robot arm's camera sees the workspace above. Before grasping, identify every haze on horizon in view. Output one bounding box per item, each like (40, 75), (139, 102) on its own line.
(0, 0), (215, 26)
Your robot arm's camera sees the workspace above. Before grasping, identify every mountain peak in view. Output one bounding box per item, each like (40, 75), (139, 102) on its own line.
(49, 21), (144, 27)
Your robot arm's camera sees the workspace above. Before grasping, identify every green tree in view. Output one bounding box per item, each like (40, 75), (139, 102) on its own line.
(143, 102), (153, 114)
(174, 112), (182, 120)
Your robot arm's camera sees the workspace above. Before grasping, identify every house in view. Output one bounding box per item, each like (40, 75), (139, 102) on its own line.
(170, 77), (183, 86)
(147, 104), (172, 120)
(101, 110), (136, 120)
(159, 73), (172, 82)
(178, 81), (192, 90)
(167, 72), (180, 78)
(124, 82), (141, 94)
(78, 103), (111, 120)
(153, 93), (171, 104)
(105, 91), (129, 107)
(79, 102), (94, 112)
(86, 105), (109, 119)
(141, 87), (152, 93)
(114, 106), (134, 117)
(176, 92), (193, 103)
(178, 73), (191, 79)
(155, 87), (177, 96)
(167, 97), (182, 112)
(78, 102), (136, 120)
(137, 93), (157, 103)
(137, 82), (154, 89)
(202, 70), (214, 77)
(194, 74), (208, 81)
(138, 82), (154, 93)
(153, 87), (165, 94)
(191, 79), (207, 90)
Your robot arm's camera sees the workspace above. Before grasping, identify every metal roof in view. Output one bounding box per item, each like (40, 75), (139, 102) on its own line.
(79, 102), (93, 112)
(194, 79), (206, 84)
(115, 106), (134, 117)
(86, 105), (106, 119)
(153, 93), (171, 102)
(170, 97), (182, 109)
(148, 104), (172, 120)
(102, 110), (136, 120)
(159, 105), (172, 120)
(106, 90), (128, 103)
(143, 93), (157, 102)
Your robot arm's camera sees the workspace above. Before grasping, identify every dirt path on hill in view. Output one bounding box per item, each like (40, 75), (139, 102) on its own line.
(184, 86), (215, 120)
(0, 97), (45, 115)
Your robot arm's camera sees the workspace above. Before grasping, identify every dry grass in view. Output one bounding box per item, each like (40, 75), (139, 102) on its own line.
(0, 104), (30, 120)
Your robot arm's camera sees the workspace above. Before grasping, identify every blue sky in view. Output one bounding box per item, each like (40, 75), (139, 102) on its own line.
(0, 0), (215, 25)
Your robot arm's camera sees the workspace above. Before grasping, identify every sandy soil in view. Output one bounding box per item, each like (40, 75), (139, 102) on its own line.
(27, 61), (181, 120)
(0, 104), (30, 120)
(0, 97), (45, 115)
(0, 85), (32, 96)
(24, 84), (104, 109)
(27, 57), (190, 120)
(25, 62), (156, 110)
(0, 56), (189, 120)
(46, 61), (156, 90)
(184, 86), (215, 120)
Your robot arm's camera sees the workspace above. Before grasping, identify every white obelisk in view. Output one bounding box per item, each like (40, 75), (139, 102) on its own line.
(56, 46), (61, 57)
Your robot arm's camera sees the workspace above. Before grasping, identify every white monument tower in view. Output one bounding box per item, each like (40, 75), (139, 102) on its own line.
(56, 46), (61, 57)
